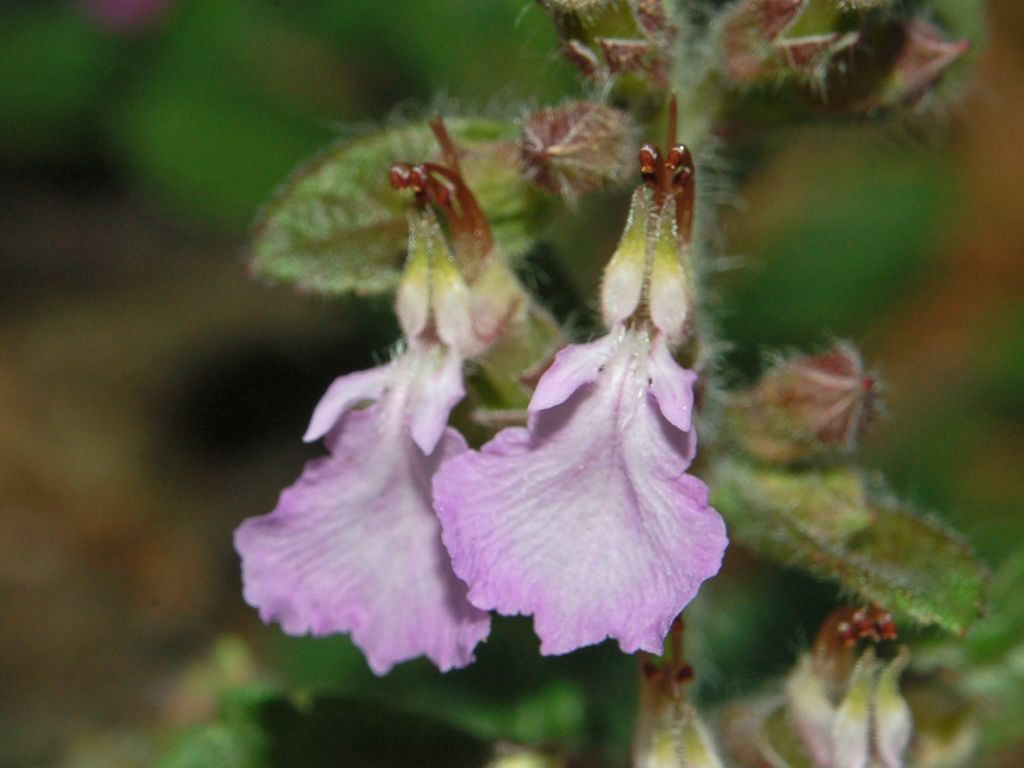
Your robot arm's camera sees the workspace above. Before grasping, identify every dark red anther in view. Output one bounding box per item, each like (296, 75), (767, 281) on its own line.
(674, 664), (694, 683)
(836, 619), (857, 647)
(639, 143), (661, 182)
(666, 144), (695, 242)
(389, 118), (494, 269)
(636, 97), (696, 238)
(388, 162), (414, 190)
(666, 144), (693, 178)
(874, 610), (898, 641)
(408, 165), (433, 205)
(852, 607), (875, 640)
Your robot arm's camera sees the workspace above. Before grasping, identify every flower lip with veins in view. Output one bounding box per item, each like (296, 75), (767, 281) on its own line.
(235, 346), (489, 674)
(433, 326), (727, 656)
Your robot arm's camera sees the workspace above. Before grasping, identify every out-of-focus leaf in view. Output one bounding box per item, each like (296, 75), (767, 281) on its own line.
(258, 695), (490, 768)
(712, 460), (988, 634)
(721, 142), (951, 353)
(249, 118), (551, 296)
(107, 0), (349, 225)
(932, 552), (1024, 752)
(160, 685), (491, 768)
(964, 550), (1024, 664)
(156, 723), (267, 768)
(267, 618), (623, 754)
(465, 303), (563, 427)
(0, 5), (114, 156)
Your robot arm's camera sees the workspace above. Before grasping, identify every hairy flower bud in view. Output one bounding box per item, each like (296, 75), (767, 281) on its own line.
(787, 654), (839, 766)
(831, 648), (874, 768)
(731, 342), (877, 465)
(520, 101), (634, 199)
(782, 609), (914, 768)
(537, 0), (676, 95)
(721, 0), (861, 85)
(871, 19), (971, 109)
(874, 648), (913, 768)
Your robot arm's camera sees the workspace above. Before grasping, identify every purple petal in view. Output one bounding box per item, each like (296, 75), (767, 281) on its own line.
(409, 348), (465, 455)
(236, 404), (489, 675)
(647, 334), (698, 433)
(303, 364), (393, 443)
(528, 333), (617, 414)
(434, 335), (726, 656)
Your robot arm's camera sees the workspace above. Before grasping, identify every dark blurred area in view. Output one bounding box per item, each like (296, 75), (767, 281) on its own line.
(0, 0), (1021, 766)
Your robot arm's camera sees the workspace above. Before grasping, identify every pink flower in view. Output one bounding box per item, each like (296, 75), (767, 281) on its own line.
(234, 205), (501, 674)
(434, 167), (727, 655)
(235, 347), (489, 674)
(434, 327), (725, 654)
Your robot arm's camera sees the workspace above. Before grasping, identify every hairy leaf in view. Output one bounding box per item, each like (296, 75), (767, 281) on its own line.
(249, 118), (550, 296)
(711, 460), (988, 635)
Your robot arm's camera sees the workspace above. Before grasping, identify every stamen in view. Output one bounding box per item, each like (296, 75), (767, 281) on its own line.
(388, 121), (495, 272)
(429, 116), (463, 176)
(667, 143), (695, 242)
(635, 96), (696, 240)
(666, 94), (678, 150)
(639, 142), (662, 190)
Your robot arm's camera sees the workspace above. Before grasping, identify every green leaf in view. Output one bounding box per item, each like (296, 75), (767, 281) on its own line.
(258, 695), (490, 768)
(963, 550), (1024, 664)
(711, 460), (988, 634)
(249, 118), (552, 296)
(0, 5), (115, 158)
(157, 724), (268, 768)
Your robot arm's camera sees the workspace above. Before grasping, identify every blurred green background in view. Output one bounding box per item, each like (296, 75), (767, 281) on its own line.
(1, 0), (1021, 766)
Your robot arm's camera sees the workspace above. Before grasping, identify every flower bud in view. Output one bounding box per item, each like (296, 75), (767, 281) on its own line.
(870, 19), (970, 109)
(537, 0), (615, 17)
(601, 187), (651, 327)
(537, 0), (676, 95)
(786, 654), (839, 767)
(721, 0), (860, 85)
(520, 101), (634, 199)
(731, 342), (877, 465)
(782, 608), (917, 768)
(831, 648), (874, 768)
(874, 647), (912, 768)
